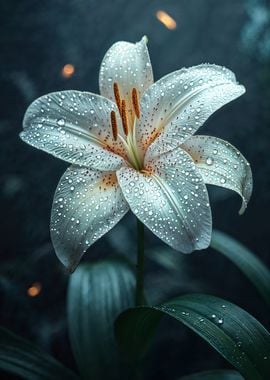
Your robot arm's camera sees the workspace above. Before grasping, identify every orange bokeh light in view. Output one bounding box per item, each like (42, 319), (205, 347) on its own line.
(61, 64), (75, 78)
(27, 282), (42, 297)
(156, 10), (177, 30)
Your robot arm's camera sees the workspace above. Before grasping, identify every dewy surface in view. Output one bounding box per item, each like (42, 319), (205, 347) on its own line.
(20, 37), (252, 270)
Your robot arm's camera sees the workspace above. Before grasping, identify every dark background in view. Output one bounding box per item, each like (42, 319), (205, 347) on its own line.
(0, 0), (269, 379)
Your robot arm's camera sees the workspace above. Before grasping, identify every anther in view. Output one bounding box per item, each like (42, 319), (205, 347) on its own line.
(113, 82), (122, 113)
(110, 111), (118, 141)
(121, 100), (128, 136)
(132, 88), (140, 119)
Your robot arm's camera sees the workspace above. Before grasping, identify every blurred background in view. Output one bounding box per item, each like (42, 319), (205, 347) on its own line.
(1, 0), (269, 378)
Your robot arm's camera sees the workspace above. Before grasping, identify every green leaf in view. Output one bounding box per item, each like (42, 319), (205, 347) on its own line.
(67, 257), (135, 380)
(179, 369), (244, 380)
(116, 294), (270, 380)
(0, 326), (79, 379)
(211, 230), (270, 307)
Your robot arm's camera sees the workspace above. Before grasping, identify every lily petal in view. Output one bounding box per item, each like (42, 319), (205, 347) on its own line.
(182, 135), (253, 214)
(50, 166), (129, 271)
(138, 64), (245, 159)
(99, 36), (153, 119)
(117, 148), (212, 253)
(21, 91), (126, 171)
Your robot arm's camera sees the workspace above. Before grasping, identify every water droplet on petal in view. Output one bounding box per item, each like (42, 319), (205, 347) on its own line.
(213, 149), (218, 155)
(217, 318), (224, 325)
(220, 178), (226, 184)
(57, 118), (65, 126)
(206, 157), (213, 166)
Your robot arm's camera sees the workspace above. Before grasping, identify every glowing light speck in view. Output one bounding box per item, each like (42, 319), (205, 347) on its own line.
(61, 64), (75, 78)
(27, 282), (42, 297)
(156, 10), (177, 30)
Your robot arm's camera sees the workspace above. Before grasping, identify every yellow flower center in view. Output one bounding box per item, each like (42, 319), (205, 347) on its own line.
(110, 83), (143, 171)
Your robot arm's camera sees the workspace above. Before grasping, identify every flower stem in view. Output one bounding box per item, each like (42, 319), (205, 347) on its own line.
(135, 218), (145, 306)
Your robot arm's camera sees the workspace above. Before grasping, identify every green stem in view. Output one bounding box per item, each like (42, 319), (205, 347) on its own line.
(135, 219), (145, 306)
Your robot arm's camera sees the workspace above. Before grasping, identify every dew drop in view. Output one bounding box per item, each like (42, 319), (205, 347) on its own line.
(57, 118), (65, 126)
(220, 178), (226, 184)
(213, 149), (218, 155)
(206, 157), (213, 166)
(217, 318), (224, 325)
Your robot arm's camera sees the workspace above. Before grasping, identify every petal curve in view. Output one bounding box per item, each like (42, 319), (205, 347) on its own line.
(51, 166), (129, 271)
(21, 91), (126, 171)
(138, 64), (245, 159)
(117, 148), (212, 253)
(181, 135), (253, 214)
(99, 36), (153, 119)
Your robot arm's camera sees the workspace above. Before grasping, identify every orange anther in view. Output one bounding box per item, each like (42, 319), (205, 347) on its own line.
(110, 111), (118, 141)
(132, 88), (140, 119)
(113, 82), (122, 113)
(121, 100), (129, 136)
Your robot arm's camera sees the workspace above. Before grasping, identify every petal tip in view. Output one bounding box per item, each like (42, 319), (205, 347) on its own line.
(238, 199), (247, 215)
(142, 35), (148, 44)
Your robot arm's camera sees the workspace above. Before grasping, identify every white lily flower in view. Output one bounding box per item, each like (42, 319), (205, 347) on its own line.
(20, 37), (252, 271)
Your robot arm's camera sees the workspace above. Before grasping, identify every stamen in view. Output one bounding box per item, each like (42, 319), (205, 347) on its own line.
(132, 88), (140, 118)
(121, 100), (128, 136)
(113, 82), (122, 113)
(110, 111), (118, 141)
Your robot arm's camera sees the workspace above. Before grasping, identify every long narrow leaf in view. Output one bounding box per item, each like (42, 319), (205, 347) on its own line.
(67, 257), (135, 380)
(0, 326), (79, 379)
(116, 294), (270, 380)
(211, 230), (270, 307)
